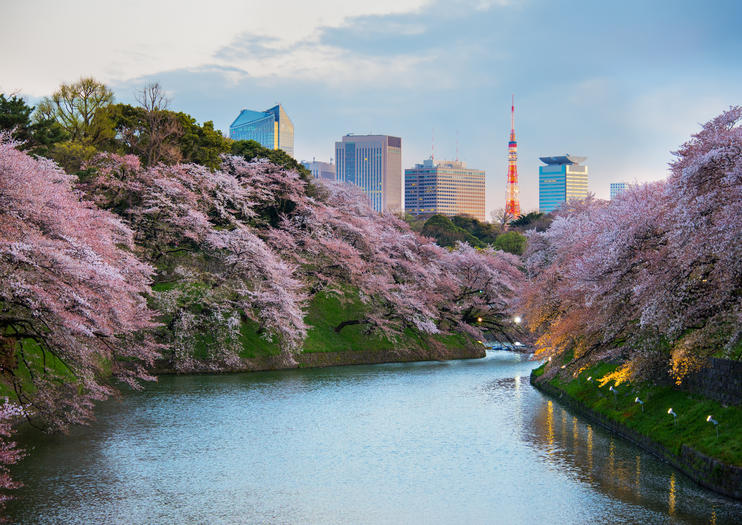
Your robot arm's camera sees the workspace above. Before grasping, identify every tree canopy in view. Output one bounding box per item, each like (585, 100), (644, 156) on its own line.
(523, 106), (742, 385)
(0, 94), (66, 157)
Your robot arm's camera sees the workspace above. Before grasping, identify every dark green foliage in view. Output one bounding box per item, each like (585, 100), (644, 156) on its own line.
(493, 231), (527, 255)
(414, 214), (523, 253)
(0, 94), (67, 157)
(176, 113), (231, 170)
(403, 213), (429, 233)
(0, 94), (32, 140)
(421, 214), (484, 248)
(451, 215), (501, 244)
(510, 211), (552, 232)
(230, 139), (311, 180)
(100, 103), (147, 153)
(102, 104), (231, 169)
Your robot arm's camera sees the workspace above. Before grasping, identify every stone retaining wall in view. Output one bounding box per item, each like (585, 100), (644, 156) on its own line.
(683, 357), (742, 406)
(153, 344), (485, 375)
(530, 373), (742, 501)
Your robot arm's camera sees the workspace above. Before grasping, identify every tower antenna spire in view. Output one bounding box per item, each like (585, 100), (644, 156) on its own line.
(431, 127), (435, 162)
(456, 129), (459, 162)
(505, 95), (521, 220)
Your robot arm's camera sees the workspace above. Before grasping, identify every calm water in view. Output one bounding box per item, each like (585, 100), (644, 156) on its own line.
(8, 351), (742, 524)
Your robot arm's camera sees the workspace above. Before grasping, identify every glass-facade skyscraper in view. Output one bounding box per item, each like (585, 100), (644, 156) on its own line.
(229, 104), (294, 157)
(335, 135), (402, 212)
(610, 182), (628, 200)
(301, 160), (336, 181)
(405, 158), (486, 221)
(538, 155), (589, 214)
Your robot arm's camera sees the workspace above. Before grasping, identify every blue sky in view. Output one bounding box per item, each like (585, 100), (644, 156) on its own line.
(2, 0), (740, 215)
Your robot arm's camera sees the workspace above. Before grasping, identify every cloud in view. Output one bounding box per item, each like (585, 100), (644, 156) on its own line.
(0, 0), (431, 96)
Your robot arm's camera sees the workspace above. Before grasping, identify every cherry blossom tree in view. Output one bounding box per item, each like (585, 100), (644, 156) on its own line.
(0, 135), (160, 502)
(264, 177), (524, 344)
(84, 153), (308, 370)
(0, 400), (25, 510)
(524, 107), (742, 384)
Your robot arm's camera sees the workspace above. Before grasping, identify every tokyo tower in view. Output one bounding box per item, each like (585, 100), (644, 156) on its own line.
(505, 95), (521, 218)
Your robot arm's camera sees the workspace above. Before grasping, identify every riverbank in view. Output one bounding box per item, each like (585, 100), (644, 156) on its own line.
(153, 342), (485, 374)
(151, 288), (487, 374)
(530, 362), (742, 500)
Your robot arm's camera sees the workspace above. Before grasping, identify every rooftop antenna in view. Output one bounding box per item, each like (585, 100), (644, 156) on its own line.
(456, 130), (459, 162)
(431, 127), (435, 162)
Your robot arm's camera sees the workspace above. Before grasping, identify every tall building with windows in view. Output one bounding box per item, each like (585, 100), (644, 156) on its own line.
(610, 182), (628, 200)
(538, 155), (589, 213)
(335, 134), (402, 212)
(405, 158), (486, 221)
(229, 104), (294, 157)
(301, 159), (335, 181)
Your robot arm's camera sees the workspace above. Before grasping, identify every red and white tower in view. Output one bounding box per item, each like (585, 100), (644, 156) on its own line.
(505, 95), (521, 218)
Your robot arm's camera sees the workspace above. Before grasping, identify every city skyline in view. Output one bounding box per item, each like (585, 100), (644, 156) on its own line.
(2, 0), (740, 215)
(405, 157), (486, 221)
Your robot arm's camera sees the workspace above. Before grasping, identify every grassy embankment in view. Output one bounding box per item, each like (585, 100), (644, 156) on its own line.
(532, 360), (742, 466)
(238, 289), (475, 360)
(149, 277), (475, 363)
(2, 273), (477, 400)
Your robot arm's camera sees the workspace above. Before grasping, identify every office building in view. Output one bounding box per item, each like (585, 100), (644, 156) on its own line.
(229, 104), (294, 157)
(335, 134), (402, 212)
(538, 155), (589, 214)
(405, 158), (486, 222)
(301, 160), (336, 181)
(610, 182), (628, 200)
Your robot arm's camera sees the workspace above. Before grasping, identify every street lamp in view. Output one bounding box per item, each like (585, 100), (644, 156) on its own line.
(668, 408), (677, 425)
(477, 317), (483, 323)
(513, 316), (522, 324)
(707, 415), (719, 439)
(635, 397), (644, 412)
(609, 385), (618, 402)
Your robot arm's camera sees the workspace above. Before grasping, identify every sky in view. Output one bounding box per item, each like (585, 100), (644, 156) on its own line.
(2, 0), (741, 215)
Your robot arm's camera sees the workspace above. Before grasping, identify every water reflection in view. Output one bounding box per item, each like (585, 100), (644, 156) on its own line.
(635, 455), (641, 497)
(7, 352), (742, 524)
(527, 397), (742, 524)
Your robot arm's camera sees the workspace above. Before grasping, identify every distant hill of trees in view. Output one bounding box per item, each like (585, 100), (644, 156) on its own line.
(409, 213), (533, 255)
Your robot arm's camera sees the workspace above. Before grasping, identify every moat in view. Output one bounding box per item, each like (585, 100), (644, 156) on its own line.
(8, 351), (742, 524)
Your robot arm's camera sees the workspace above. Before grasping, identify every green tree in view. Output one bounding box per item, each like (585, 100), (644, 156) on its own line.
(102, 98), (229, 169)
(35, 77), (114, 146)
(177, 114), (231, 170)
(0, 94), (32, 141)
(493, 231), (527, 255)
(103, 102), (183, 166)
(510, 211), (552, 232)
(0, 94), (67, 157)
(230, 139), (311, 180)
(421, 214), (484, 248)
(451, 215), (501, 244)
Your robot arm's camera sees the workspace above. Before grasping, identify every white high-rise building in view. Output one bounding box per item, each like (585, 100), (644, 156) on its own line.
(335, 134), (402, 212)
